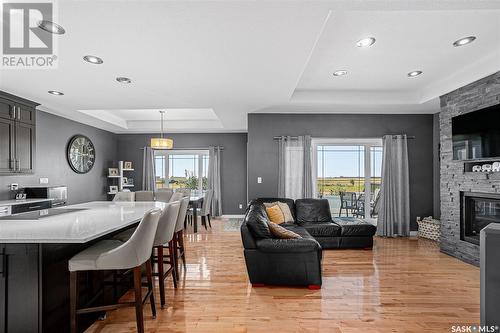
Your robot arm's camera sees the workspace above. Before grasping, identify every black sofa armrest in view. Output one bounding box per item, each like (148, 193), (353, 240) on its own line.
(240, 222), (257, 249)
(256, 238), (321, 253)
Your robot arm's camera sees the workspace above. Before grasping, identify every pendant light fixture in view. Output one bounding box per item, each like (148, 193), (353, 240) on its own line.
(150, 111), (173, 149)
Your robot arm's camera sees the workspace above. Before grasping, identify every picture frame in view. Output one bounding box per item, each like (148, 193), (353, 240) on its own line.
(124, 161), (133, 169)
(109, 185), (118, 193)
(108, 168), (119, 176)
(122, 177), (128, 185)
(127, 178), (134, 186)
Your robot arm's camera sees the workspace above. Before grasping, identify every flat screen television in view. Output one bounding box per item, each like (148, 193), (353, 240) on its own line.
(452, 103), (500, 160)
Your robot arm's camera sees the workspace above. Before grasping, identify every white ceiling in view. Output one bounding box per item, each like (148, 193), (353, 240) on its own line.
(1, 1), (499, 133)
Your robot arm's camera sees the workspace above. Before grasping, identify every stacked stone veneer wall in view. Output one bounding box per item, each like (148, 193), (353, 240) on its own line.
(440, 71), (500, 266)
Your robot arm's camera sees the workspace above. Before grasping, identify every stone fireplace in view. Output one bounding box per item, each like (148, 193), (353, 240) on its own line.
(440, 71), (500, 266)
(460, 192), (500, 246)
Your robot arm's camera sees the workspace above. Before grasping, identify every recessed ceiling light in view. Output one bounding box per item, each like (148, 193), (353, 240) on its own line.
(407, 70), (423, 78)
(83, 55), (103, 64)
(356, 37), (376, 48)
(48, 90), (64, 95)
(333, 70), (348, 77)
(116, 77), (132, 84)
(453, 36), (476, 47)
(37, 20), (65, 35)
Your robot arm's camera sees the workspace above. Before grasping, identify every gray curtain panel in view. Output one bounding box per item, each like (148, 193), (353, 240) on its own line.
(208, 146), (222, 216)
(377, 135), (410, 237)
(142, 147), (156, 191)
(277, 135), (313, 200)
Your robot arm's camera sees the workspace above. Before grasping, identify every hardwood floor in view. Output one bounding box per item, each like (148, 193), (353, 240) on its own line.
(86, 219), (479, 333)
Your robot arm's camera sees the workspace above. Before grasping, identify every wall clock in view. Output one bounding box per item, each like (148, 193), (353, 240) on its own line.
(67, 135), (96, 174)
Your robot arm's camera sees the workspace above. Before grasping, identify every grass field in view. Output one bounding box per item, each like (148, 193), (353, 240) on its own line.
(317, 177), (381, 196)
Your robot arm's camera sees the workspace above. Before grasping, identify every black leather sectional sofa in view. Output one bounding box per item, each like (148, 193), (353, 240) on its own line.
(241, 198), (377, 288)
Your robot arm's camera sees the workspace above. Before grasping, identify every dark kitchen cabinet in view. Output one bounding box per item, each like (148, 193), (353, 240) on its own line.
(0, 244), (40, 333)
(0, 91), (38, 175)
(0, 118), (15, 173)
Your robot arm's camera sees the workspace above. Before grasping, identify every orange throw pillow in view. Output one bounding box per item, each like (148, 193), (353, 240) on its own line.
(265, 205), (285, 224)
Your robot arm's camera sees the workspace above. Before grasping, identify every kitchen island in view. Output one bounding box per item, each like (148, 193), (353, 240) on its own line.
(0, 201), (165, 333)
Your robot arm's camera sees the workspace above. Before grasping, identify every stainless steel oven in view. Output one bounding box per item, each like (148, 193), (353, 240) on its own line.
(24, 186), (67, 207)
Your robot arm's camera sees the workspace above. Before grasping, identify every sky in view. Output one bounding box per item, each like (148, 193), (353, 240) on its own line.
(317, 146), (382, 178)
(155, 154), (208, 178)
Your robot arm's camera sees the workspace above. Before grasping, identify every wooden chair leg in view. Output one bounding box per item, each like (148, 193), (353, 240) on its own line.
(70, 271), (78, 333)
(207, 214), (212, 228)
(169, 241), (178, 289)
(179, 230), (186, 268)
(133, 266), (145, 333)
(202, 216), (207, 230)
(156, 246), (166, 308)
(145, 259), (156, 318)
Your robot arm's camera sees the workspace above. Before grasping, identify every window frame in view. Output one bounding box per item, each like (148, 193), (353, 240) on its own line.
(154, 149), (209, 192)
(311, 138), (383, 219)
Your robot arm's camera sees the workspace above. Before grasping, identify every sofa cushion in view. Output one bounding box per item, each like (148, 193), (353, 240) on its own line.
(264, 202), (294, 223)
(245, 204), (273, 238)
(248, 198), (296, 219)
(265, 205), (286, 224)
(295, 199), (332, 223)
(301, 222), (341, 237)
(333, 217), (377, 237)
(282, 224), (316, 241)
(267, 222), (301, 239)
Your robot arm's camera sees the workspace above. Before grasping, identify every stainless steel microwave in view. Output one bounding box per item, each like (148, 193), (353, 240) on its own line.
(24, 186), (67, 207)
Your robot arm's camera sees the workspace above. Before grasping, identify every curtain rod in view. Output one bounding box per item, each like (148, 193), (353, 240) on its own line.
(273, 135), (415, 140)
(140, 146), (224, 150)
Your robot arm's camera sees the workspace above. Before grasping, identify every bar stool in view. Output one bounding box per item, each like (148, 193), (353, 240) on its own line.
(169, 192), (184, 202)
(135, 191), (154, 201)
(155, 188), (174, 202)
(68, 209), (162, 333)
(113, 191), (135, 201)
(156, 189), (173, 203)
(152, 201), (180, 307)
(174, 197), (190, 277)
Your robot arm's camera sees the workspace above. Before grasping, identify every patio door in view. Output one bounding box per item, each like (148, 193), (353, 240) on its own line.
(312, 139), (382, 219)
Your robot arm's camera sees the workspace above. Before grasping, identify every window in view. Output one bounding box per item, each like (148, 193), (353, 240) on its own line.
(154, 150), (209, 194)
(312, 139), (383, 219)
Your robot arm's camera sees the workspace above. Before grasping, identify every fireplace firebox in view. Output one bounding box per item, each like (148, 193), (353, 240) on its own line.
(461, 192), (500, 245)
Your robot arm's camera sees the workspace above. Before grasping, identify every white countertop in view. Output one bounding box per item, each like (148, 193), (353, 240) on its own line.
(0, 198), (53, 206)
(0, 201), (165, 243)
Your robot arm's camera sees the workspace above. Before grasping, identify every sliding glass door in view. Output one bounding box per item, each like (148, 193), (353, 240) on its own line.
(313, 139), (382, 219)
(154, 150), (209, 194)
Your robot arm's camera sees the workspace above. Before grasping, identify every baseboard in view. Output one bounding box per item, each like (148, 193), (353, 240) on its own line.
(221, 214), (245, 219)
(410, 231), (418, 237)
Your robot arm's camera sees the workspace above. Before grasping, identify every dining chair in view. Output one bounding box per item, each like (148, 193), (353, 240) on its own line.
(68, 209), (162, 333)
(135, 191), (155, 201)
(112, 191), (135, 202)
(156, 188), (173, 202)
(188, 189), (213, 229)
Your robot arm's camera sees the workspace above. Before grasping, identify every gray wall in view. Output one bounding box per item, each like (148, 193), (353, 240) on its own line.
(439, 71), (500, 266)
(116, 133), (248, 215)
(247, 113), (435, 230)
(0, 111), (118, 204)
